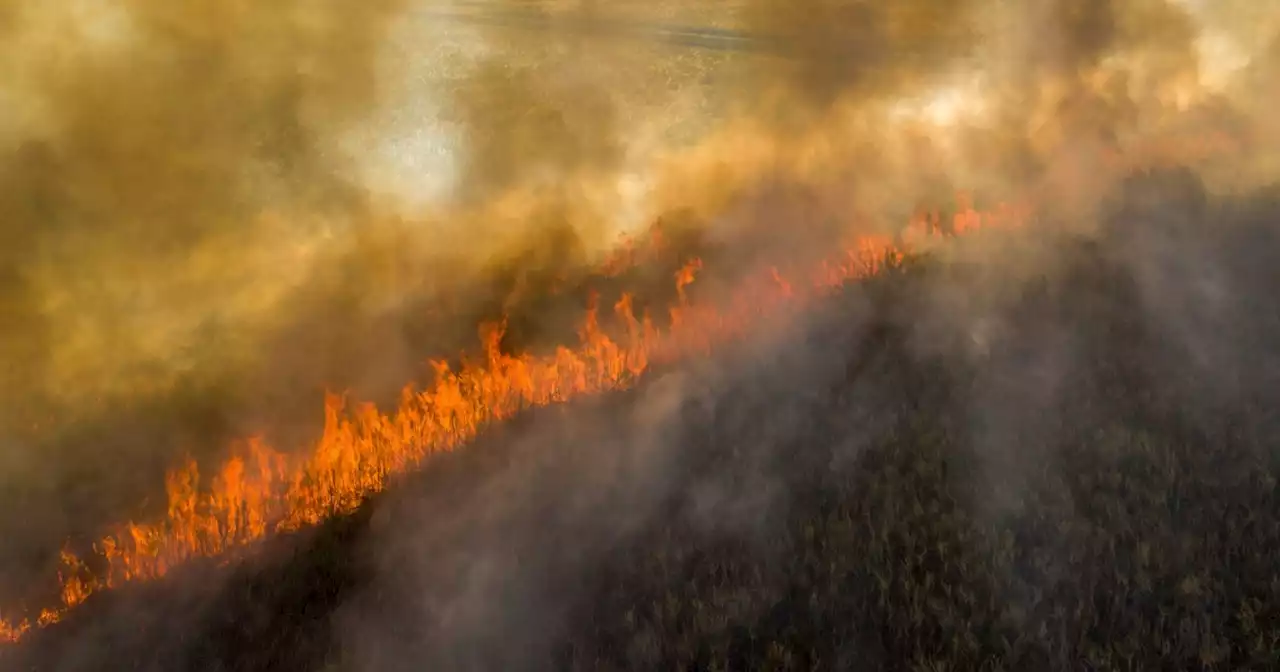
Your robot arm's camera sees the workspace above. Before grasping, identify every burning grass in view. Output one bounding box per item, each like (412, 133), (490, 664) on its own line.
(0, 200), (1027, 643)
(7, 169), (1280, 671)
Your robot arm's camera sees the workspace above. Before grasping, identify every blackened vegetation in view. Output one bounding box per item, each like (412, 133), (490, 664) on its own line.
(9, 169), (1280, 671)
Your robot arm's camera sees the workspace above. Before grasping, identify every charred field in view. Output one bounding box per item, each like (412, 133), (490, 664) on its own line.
(6, 169), (1280, 671)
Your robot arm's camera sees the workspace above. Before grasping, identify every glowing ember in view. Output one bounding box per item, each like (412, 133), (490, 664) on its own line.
(0, 201), (1026, 644)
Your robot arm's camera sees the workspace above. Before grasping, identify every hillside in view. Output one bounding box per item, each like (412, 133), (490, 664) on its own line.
(8, 168), (1280, 671)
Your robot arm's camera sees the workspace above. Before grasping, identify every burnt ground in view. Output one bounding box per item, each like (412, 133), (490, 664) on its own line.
(6, 168), (1280, 671)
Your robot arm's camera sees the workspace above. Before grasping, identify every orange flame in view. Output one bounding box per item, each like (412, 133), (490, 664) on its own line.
(0, 200), (1026, 643)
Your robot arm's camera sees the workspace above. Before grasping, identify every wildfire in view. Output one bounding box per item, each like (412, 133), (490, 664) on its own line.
(0, 200), (1027, 644)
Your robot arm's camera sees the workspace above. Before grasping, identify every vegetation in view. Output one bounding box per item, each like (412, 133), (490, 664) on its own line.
(8, 170), (1280, 671)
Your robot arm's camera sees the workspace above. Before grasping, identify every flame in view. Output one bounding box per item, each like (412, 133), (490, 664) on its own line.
(0, 200), (1027, 644)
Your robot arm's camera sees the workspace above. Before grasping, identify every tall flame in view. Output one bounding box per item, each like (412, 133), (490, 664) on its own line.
(0, 200), (1027, 643)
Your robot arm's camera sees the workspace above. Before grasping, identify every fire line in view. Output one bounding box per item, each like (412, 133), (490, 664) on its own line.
(0, 202), (1028, 644)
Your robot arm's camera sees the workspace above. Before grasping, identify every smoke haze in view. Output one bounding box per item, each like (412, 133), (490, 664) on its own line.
(1, 0), (1279, 665)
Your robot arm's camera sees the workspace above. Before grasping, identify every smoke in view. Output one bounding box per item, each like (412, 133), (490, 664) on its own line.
(736, 0), (983, 117)
(318, 183), (1280, 672)
(0, 0), (721, 614)
(0, 0), (705, 587)
(319, 2), (1280, 668)
(4, 0), (1280, 664)
(0, 0), (399, 406)
(334, 370), (699, 670)
(0, 0), (434, 596)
